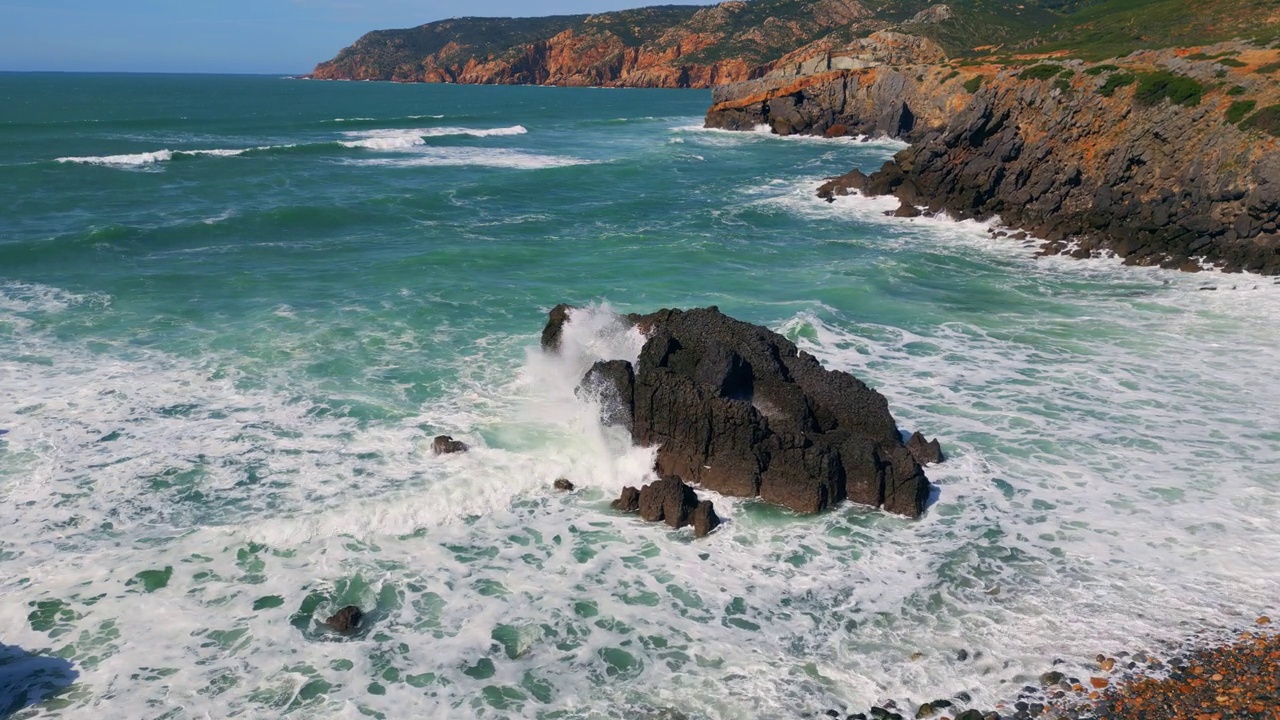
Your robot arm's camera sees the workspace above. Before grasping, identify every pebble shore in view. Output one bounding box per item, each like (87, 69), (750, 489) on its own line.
(1054, 618), (1278, 720)
(825, 617), (1278, 720)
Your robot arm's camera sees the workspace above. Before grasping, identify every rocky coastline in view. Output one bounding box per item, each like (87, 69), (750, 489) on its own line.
(705, 43), (1280, 275)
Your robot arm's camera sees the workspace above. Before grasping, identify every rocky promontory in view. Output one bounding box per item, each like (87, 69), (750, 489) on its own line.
(706, 43), (1280, 274)
(310, 0), (878, 88)
(545, 305), (937, 519)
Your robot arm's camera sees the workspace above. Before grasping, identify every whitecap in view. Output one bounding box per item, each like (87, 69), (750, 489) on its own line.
(338, 125), (528, 150)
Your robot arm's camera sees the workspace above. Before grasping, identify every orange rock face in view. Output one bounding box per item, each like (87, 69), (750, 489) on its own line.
(310, 0), (881, 88)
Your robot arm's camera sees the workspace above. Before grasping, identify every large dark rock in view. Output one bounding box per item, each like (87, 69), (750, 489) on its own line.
(612, 476), (721, 538)
(817, 169), (870, 201)
(540, 303), (576, 351)
(638, 476), (698, 527)
(560, 306), (934, 518)
(432, 435), (467, 454)
(692, 500), (721, 538)
(611, 486), (640, 512)
(577, 359), (635, 427)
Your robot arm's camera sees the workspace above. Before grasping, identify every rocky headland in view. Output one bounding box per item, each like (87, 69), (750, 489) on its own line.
(706, 40), (1280, 274)
(310, 0), (880, 88)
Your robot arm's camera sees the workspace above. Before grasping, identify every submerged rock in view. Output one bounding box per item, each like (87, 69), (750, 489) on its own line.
(556, 305), (934, 518)
(324, 605), (363, 633)
(553, 478), (576, 491)
(432, 435), (468, 454)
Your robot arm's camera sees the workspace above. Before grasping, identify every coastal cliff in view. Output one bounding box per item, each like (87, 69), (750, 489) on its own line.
(309, 0), (1092, 89)
(311, 0), (880, 88)
(707, 44), (1280, 274)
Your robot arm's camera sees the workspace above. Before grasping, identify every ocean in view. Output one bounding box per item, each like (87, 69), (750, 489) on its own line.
(1, 73), (1278, 719)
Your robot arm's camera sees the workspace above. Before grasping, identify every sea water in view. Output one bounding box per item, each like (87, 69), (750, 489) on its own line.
(1, 73), (1278, 719)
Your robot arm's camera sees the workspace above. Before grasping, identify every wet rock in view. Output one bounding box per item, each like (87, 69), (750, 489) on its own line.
(817, 169), (870, 200)
(553, 478), (575, 491)
(432, 435), (468, 454)
(324, 605), (363, 633)
(692, 500), (720, 538)
(612, 486), (640, 512)
(555, 306), (933, 518)
(954, 711), (984, 720)
(890, 200), (922, 218)
(638, 476), (698, 528)
(614, 476), (721, 539)
(905, 433), (944, 465)
(1040, 670), (1065, 686)
(577, 359), (636, 428)
(540, 303), (576, 351)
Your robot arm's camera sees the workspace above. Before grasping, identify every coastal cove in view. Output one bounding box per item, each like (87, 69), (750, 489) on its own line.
(2, 75), (1280, 719)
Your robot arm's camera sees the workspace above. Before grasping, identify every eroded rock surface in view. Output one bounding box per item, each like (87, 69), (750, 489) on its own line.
(557, 306), (934, 518)
(613, 476), (721, 538)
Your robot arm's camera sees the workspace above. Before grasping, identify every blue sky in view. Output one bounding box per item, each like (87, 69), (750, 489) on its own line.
(0, 0), (719, 74)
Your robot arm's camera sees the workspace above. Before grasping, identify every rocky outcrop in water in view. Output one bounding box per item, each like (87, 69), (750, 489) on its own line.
(432, 435), (467, 454)
(554, 306), (934, 518)
(612, 476), (721, 538)
(706, 43), (1280, 274)
(324, 605), (363, 633)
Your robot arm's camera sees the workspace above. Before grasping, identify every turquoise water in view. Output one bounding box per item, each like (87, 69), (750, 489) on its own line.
(2, 73), (1279, 719)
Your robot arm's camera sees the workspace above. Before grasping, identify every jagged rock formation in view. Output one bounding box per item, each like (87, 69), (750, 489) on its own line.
(611, 476), (722, 538)
(553, 306), (934, 518)
(707, 43), (1280, 274)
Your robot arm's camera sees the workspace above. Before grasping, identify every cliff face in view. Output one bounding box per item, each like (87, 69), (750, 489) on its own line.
(706, 44), (1280, 275)
(311, 0), (886, 88)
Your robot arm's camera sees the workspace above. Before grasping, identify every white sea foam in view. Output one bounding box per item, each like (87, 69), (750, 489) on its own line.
(3, 275), (1280, 719)
(344, 147), (592, 169)
(338, 125), (528, 150)
(55, 145), (294, 167)
(670, 122), (911, 152)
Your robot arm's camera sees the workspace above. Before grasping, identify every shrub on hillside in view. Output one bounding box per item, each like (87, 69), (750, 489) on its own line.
(1085, 64), (1119, 76)
(963, 75), (983, 93)
(1133, 70), (1203, 107)
(1097, 72), (1136, 97)
(1226, 100), (1257, 124)
(1241, 104), (1280, 137)
(1019, 64), (1062, 81)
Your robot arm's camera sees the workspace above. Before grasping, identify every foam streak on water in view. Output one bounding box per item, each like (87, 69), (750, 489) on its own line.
(2, 76), (1279, 720)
